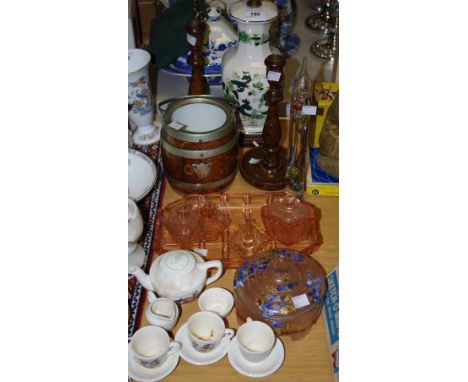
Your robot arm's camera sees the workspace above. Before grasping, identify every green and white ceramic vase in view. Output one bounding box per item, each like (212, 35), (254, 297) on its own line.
(222, 0), (278, 136)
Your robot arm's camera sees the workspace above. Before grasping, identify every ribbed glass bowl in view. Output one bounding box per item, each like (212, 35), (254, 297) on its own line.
(233, 249), (327, 340)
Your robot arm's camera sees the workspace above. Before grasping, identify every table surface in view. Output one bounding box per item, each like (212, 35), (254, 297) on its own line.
(138, 119), (338, 382)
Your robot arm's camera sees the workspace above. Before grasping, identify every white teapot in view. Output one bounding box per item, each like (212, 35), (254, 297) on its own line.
(128, 250), (223, 304)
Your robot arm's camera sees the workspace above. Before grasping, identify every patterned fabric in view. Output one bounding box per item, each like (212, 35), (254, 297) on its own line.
(128, 142), (165, 340)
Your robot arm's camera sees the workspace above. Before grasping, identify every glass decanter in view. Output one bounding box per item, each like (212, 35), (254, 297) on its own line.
(286, 57), (315, 199)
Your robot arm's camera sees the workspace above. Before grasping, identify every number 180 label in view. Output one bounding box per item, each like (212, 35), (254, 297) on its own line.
(244, 10), (264, 17)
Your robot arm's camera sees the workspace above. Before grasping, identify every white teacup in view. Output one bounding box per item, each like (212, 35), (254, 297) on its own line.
(237, 318), (276, 363)
(187, 311), (234, 353)
(130, 326), (181, 368)
(198, 287), (234, 318)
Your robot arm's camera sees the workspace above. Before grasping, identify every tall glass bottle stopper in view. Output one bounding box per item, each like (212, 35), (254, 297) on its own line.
(286, 57), (315, 198)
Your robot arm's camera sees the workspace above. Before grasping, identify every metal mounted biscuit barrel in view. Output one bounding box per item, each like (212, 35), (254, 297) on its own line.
(159, 96), (239, 194)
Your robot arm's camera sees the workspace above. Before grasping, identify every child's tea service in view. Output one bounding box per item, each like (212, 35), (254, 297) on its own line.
(236, 317), (276, 363)
(145, 291), (180, 331)
(198, 287), (234, 318)
(129, 325), (181, 369)
(129, 249), (223, 303)
(187, 311), (234, 353)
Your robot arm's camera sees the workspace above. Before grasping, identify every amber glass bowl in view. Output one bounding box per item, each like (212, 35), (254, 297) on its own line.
(233, 249), (327, 340)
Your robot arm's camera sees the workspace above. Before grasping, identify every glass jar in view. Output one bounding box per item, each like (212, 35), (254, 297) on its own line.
(261, 193), (319, 245)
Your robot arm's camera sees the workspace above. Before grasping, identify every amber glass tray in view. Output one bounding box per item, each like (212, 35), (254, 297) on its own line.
(154, 192), (323, 269)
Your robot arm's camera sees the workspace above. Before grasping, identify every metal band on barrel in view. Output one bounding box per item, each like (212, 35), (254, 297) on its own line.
(164, 167), (237, 191)
(161, 131), (238, 159)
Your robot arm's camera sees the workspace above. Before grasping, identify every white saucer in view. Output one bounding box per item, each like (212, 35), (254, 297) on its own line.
(175, 323), (231, 366)
(128, 344), (179, 382)
(227, 337), (285, 378)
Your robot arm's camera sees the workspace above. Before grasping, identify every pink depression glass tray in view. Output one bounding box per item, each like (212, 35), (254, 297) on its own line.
(154, 192), (323, 269)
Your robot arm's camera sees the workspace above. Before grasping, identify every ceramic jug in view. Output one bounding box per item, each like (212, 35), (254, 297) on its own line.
(221, 0), (278, 136)
(204, 1), (238, 73)
(171, 1), (237, 86)
(145, 291), (180, 330)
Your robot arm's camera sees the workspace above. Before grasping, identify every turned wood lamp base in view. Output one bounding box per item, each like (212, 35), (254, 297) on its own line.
(239, 131), (263, 147)
(239, 54), (288, 191)
(240, 147), (288, 190)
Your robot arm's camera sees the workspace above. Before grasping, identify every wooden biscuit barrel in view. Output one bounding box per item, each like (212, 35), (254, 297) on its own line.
(160, 96), (238, 194)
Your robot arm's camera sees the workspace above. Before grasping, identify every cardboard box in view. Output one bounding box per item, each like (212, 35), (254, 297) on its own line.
(323, 265), (339, 381)
(306, 147), (339, 196)
(311, 82), (339, 148)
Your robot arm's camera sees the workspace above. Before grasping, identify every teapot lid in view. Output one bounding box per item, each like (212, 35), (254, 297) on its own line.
(159, 250), (197, 276)
(230, 0), (278, 24)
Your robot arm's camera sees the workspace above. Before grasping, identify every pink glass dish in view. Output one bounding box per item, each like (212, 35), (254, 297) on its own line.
(162, 202), (200, 249)
(156, 192), (323, 269)
(261, 194), (319, 245)
(233, 249), (327, 340)
(161, 195), (230, 249)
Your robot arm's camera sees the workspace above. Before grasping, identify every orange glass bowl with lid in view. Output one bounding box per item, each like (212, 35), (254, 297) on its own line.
(233, 249), (327, 340)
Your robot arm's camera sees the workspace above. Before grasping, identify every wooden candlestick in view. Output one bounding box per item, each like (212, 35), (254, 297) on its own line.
(186, 18), (206, 95)
(239, 54), (288, 190)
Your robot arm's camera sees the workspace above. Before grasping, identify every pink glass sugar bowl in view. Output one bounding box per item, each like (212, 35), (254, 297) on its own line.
(261, 193), (321, 246)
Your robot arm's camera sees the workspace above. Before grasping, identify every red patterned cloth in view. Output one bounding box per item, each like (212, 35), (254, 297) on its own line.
(128, 142), (165, 340)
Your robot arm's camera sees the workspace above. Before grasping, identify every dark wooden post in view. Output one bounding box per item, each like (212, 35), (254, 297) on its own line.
(239, 54), (288, 190)
(186, 18), (206, 95)
(261, 55), (286, 175)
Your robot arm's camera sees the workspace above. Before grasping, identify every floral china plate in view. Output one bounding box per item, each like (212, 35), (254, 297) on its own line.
(160, 64), (224, 86)
(160, 64), (221, 78)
